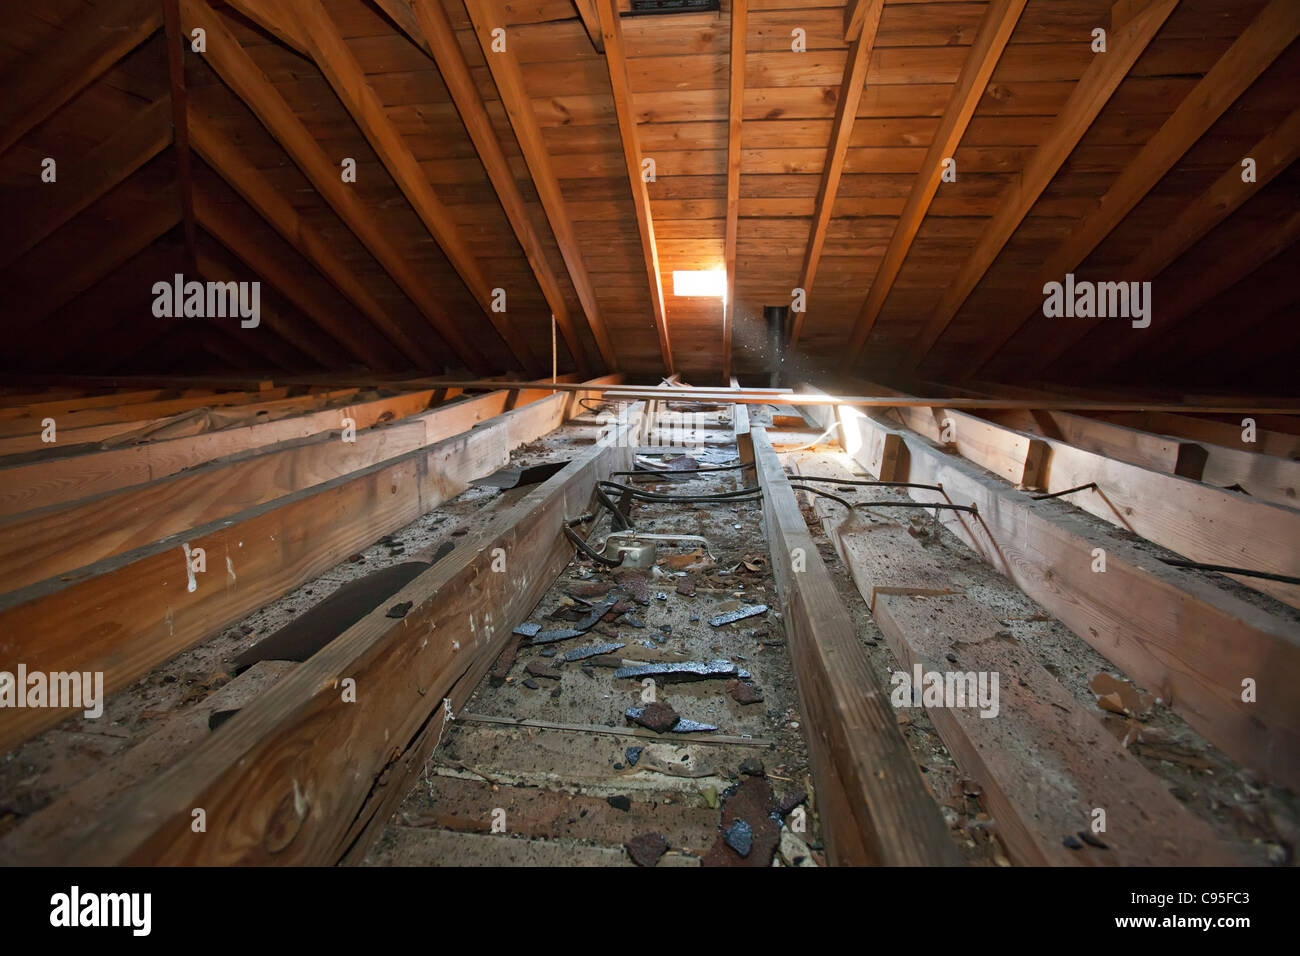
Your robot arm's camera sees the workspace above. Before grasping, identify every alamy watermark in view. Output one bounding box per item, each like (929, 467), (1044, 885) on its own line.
(152, 273), (260, 328)
(0, 666), (104, 719)
(890, 663), (999, 719)
(1042, 273), (1151, 328)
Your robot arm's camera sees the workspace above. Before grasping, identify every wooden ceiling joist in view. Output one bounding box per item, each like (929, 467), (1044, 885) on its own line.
(178, 0), (484, 373)
(595, 0), (674, 374)
(839, 0), (1028, 374)
(903, 0), (1181, 372)
(0, 0), (163, 156)
(722, 0), (747, 382)
(253, 0), (542, 375)
(960, 0), (1300, 380)
(189, 111), (427, 370)
(788, 0), (882, 350)
(461, 0), (619, 373)
(0, 97), (173, 268)
(377, 0), (592, 377)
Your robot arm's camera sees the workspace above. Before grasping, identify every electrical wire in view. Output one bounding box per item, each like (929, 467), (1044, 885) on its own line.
(1158, 559), (1300, 587)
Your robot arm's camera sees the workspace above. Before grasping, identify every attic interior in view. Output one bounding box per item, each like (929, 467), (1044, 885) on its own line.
(0, 0), (1297, 874)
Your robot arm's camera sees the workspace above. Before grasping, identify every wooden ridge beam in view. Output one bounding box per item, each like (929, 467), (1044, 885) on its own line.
(904, 0), (1180, 370)
(192, 187), (394, 370)
(178, 0), (484, 372)
(378, 0), (593, 377)
(0, 378), (619, 756)
(189, 110), (430, 370)
(750, 424), (962, 866)
(821, 391), (1300, 789)
(0, 98), (173, 268)
(840, 0), (1027, 373)
(45, 401), (643, 864)
(0, 0), (163, 156)
(461, 0), (617, 373)
(596, 0), (673, 373)
(789, 0), (881, 350)
(960, 0), (1300, 379)
(0, 389), (443, 518)
(267, 0), (540, 376)
(721, 0), (747, 381)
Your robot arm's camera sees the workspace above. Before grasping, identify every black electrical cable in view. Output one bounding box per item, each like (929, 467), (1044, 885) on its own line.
(1031, 482), (1098, 501)
(563, 524), (624, 567)
(578, 397), (608, 415)
(1158, 558), (1300, 587)
(598, 480), (764, 504)
(791, 474), (946, 492)
(792, 484), (978, 515)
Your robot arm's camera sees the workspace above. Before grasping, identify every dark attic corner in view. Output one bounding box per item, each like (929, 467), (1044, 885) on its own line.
(0, 0), (1297, 916)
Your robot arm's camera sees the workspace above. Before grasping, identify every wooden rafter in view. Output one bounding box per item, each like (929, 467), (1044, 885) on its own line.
(226, 0), (539, 374)
(572, 0), (604, 52)
(192, 187), (393, 369)
(722, 0), (747, 381)
(1078, 206), (1300, 376)
(461, 0), (619, 373)
(1032, 106), (1300, 376)
(788, 0), (882, 350)
(0, 0), (163, 156)
(904, 0), (1180, 371)
(595, 0), (674, 373)
(190, 110), (425, 369)
(839, 0), (1027, 374)
(0, 98), (172, 268)
(162, 0), (198, 275)
(376, 0), (593, 377)
(959, 0), (1300, 379)
(178, 0), (484, 372)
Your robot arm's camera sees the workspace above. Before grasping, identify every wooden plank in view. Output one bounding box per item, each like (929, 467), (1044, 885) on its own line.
(722, 0), (747, 382)
(874, 594), (1238, 865)
(788, 0), (881, 350)
(178, 0), (484, 372)
(0, 383), (610, 755)
(0, 386), (294, 438)
(596, 0), (673, 373)
(52, 404), (645, 864)
(750, 425), (962, 866)
(1095, 410), (1300, 462)
(0, 98), (173, 268)
(960, 0), (1300, 378)
(572, 0), (603, 52)
(903, 0), (1180, 369)
(828, 396), (1300, 789)
(379, 0), (592, 377)
(190, 110), (429, 368)
(462, 0), (617, 372)
(0, 0), (163, 155)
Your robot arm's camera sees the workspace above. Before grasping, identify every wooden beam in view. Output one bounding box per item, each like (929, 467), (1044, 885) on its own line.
(0, 0), (163, 156)
(750, 425), (962, 865)
(0, 380), (618, 755)
(862, 381), (1300, 609)
(178, 0), (483, 372)
(162, 0), (198, 275)
(0, 98), (172, 267)
(722, 0), (747, 381)
(45, 400), (642, 863)
(378, 0), (592, 377)
(827, 394), (1300, 789)
(0, 389), (440, 517)
(1031, 108), (1300, 377)
(572, 0), (604, 51)
(596, 0), (674, 373)
(960, 0), (1300, 378)
(190, 111), (422, 369)
(903, 0), (1180, 370)
(267, 0), (540, 375)
(462, 0), (618, 372)
(789, 1), (882, 350)
(1092, 410), (1300, 461)
(839, 0), (1027, 373)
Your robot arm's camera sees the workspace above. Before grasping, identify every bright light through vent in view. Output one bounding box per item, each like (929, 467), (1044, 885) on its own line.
(672, 269), (727, 298)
